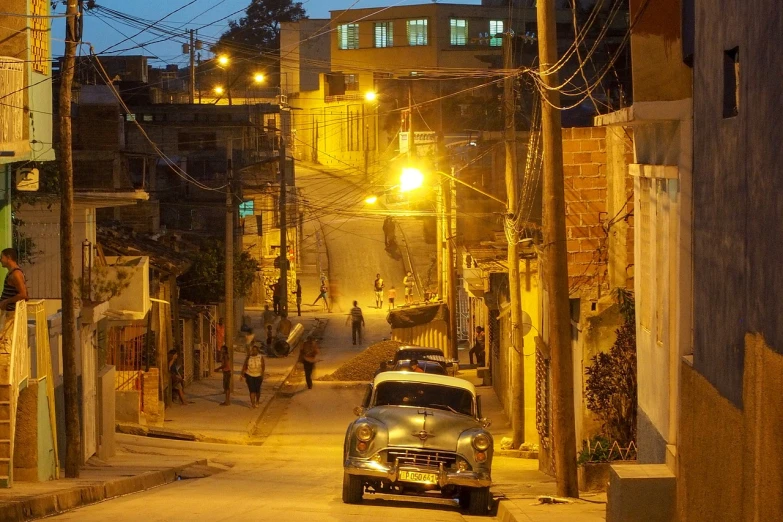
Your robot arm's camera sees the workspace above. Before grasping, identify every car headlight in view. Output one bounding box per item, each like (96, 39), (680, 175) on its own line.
(356, 423), (374, 442)
(472, 433), (491, 451)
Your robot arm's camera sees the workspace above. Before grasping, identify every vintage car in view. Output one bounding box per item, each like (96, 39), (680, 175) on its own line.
(391, 359), (447, 375)
(389, 345), (459, 376)
(342, 371), (493, 515)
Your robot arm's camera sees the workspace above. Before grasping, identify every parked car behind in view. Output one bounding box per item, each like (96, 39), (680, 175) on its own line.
(389, 345), (459, 376)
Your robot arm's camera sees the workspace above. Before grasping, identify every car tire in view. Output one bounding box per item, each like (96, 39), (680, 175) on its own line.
(468, 486), (490, 516)
(458, 488), (471, 510)
(342, 472), (363, 504)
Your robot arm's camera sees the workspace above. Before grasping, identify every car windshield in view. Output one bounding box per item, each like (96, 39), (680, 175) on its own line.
(374, 381), (474, 416)
(396, 349), (445, 362)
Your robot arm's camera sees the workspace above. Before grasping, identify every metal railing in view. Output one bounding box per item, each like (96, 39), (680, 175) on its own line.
(0, 57), (24, 145)
(3, 300), (29, 487)
(28, 300), (59, 474)
(107, 325), (146, 393)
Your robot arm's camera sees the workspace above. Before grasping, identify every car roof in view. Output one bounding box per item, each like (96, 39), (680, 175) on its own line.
(397, 345), (444, 354)
(373, 371), (476, 394)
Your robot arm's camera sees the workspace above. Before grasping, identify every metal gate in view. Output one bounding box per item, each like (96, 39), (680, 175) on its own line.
(456, 281), (469, 342)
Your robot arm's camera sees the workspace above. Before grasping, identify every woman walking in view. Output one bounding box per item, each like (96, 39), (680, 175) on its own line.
(241, 345), (265, 408)
(312, 278), (330, 312)
(300, 335), (320, 390)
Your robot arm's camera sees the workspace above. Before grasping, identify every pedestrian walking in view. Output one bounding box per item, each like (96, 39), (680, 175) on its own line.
(373, 273), (385, 308)
(300, 335), (320, 390)
(383, 216), (396, 248)
(262, 304), (276, 330)
(312, 279), (329, 312)
(270, 278), (282, 315)
(387, 286), (397, 310)
(469, 326), (486, 367)
(168, 349), (188, 405)
(214, 345), (232, 406)
(0, 248), (28, 347)
(241, 345), (265, 408)
(292, 279), (302, 316)
(346, 300), (365, 345)
(403, 271), (415, 304)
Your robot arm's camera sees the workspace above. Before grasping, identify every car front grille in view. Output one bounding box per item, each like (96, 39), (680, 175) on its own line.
(387, 448), (458, 469)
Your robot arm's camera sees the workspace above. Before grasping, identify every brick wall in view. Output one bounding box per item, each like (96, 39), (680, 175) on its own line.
(563, 127), (608, 297)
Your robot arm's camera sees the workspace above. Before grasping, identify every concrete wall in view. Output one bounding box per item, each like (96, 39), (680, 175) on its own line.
(280, 19), (331, 94)
(13, 379), (56, 482)
(97, 366), (115, 460)
(105, 256), (150, 318)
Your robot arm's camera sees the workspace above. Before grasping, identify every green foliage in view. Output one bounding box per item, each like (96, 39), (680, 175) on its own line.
(179, 239), (260, 304)
(584, 288), (637, 445)
(217, 0), (307, 54)
(77, 266), (132, 304)
(577, 435), (612, 465)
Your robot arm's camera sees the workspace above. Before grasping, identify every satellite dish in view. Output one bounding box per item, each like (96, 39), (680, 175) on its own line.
(521, 311), (533, 336)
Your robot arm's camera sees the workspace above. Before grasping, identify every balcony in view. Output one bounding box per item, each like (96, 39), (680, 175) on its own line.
(0, 57), (25, 149)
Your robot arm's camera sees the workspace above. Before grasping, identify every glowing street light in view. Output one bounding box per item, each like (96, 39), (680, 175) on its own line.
(400, 167), (424, 192)
(217, 54), (230, 66)
(364, 195), (378, 204)
(254, 73), (265, 84)
(364, 90), (377, 102)
(213, 86), (225, 95)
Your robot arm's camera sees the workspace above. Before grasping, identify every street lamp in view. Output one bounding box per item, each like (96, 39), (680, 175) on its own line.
(400, 167), (425, 192)
(213, 86), (225, 95)
(364, 195), (378, 204)
(364, 90), (377, 102)
(254, 73), (265, 84)
(217, 54), (229, 66)
(215, 54), (232, 105)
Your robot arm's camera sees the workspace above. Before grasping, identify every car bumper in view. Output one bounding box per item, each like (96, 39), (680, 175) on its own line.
(345, 457), (491, 488)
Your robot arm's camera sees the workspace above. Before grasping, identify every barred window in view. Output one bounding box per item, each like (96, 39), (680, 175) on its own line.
(489, 20), (503, 47)
(338, 23), (359, 50)
(374, 21), (393, 48)
(407, 19), (428, 46)
(450, 19), (467, 46)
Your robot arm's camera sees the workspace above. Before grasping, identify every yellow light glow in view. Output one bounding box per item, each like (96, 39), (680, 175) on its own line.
(214, 86), (225, 95)
(254, 73), (265, 83)
(364, 91), (377, 102)
(364, 195), (378, 204)
(217, 55), (229, 66)
(400, 167), (424, 192)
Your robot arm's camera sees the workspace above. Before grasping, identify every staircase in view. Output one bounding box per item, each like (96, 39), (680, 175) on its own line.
(0, 300), (29, 488)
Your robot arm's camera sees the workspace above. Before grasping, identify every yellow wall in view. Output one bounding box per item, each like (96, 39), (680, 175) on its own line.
(678, 334), (783, 521)
(520, 259), (540, 445)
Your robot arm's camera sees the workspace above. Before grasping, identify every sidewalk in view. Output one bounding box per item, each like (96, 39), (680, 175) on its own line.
(0, 452), (206, 522)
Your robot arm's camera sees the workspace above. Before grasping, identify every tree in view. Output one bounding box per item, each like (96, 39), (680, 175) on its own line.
(179, 239), (260, 304)
(217, 0), (307, 55)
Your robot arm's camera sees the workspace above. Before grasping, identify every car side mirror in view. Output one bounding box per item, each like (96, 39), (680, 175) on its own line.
(387, 359), (394, 367)
(481, 418), (492, 428)
(353, 406), (365, 417)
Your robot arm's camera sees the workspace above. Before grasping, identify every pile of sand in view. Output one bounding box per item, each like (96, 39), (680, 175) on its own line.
(319, 339), (403, 381)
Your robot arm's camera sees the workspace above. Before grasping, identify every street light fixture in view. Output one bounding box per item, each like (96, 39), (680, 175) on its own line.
(213, 86), (225, 95)
(364, 195), (378, 204)
(364, 90), (377, 102)
(217, 54), (230, 66)
(400, 167), (425, 192)
(254, 73), (265, 84)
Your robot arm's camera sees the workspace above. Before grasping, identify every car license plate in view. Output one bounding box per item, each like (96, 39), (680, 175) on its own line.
(398, 470), (438, 484)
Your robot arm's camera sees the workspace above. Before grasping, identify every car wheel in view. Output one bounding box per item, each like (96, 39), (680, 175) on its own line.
(458, 488), (471, 510)
(342, 472), (363, 504)
(468, 486), (490, 516)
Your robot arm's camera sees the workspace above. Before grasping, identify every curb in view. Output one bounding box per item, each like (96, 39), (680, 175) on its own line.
(496, 498), (526, 522)
(0, 459), (206, 522)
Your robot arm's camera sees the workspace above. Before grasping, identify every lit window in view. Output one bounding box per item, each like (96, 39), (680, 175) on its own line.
(407, 19), (428, 46)
(489, 20), (503, 47)
(239, 200), (255, 218)
(450, 19), (467, 46)
(345, 74), (359, 91)
(338, 23), (359, 50)
(374, 21), (393, 48)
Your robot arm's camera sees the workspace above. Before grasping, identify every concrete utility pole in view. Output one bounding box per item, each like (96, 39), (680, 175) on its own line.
(407, 81), (415, 159)
(503, 31), (526, 449)
(444, 172), (458, 362)
(59, 0), (82, 479)
(225, 138), (235, 392)
(279, 109), (290, 317)
(537, 0), (579, 497)
(188, 29), (195, 104)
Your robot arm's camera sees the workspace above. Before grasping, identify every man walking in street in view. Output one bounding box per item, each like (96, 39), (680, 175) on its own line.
(215, 345), (232, 406)
(373, 273), (384, 309)
(403, 271), (415, 305)
(292, 279), (302, 316)
(383, 216), (396, 248)
(300, 335), (319, 390)
(270, 278), (282, 315)
(347, 300), (365, 345)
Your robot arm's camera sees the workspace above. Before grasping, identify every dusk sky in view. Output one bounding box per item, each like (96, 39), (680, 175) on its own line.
(54, 0), (481, 64)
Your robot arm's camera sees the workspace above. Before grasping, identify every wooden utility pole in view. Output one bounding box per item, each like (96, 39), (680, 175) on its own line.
(279, 109), (290, 317)
(537, 0), (579, 497)
(225, 138), (235, 392)
(503, 31), (525, 448)
(59, 0), (82, 479)
(188, 29), (195, 104)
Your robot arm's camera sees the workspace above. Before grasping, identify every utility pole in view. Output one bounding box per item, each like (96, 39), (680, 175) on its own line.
(279, 109), (290, 317)
(537, 0), (579, 497)
(444, 173), (458, 362)
(225, 138), (235, 392)
(503, 31), (525, 449)
(188, 29), (195, 104)
(59, 0), (82, 479)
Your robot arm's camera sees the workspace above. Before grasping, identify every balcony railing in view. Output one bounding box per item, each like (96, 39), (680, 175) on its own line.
(0, 57), (24, 146)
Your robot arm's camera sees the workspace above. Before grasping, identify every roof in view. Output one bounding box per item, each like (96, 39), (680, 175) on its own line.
(373, 371), (475, 395)
(397, 345), (444, 355)
(98, 226), (193, 276)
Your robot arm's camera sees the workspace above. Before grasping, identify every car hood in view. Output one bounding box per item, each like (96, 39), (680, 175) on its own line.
(366, 405), (480, 450)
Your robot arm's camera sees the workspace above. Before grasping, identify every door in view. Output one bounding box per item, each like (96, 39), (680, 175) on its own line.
(81, 327), (97, 462)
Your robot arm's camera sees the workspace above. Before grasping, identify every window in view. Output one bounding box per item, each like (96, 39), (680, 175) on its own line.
(338, 23), (359, 50)
(374, 21), (393, 48)
(407, 19), (428, 46)
(239, 200), (254, 218)
(450, 19), (467, 46)
(345, 74), (359, 91)
(723, 47), (739, 118)
(489, 20), (503, 47)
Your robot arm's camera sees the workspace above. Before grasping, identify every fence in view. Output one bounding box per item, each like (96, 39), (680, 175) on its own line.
(107, 324), (147, 394)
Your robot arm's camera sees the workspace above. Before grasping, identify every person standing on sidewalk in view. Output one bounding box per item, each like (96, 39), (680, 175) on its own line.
(292, 279), (302, 316)
(262, 304), (276, 331)
(270, 278), (282, 315)
(168, 349), (188, 405)
(373, 273), (385, 309)
(346, 300), (365, 345)
(387, 285), (397, 311)
(241, 345), (265, 408)
(299, 335), (319, 390)
(403, 271), (415, 305)
(0, 248), (28, 348)
(469, 326), (486, 367)
(215, 345), (232, 406)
